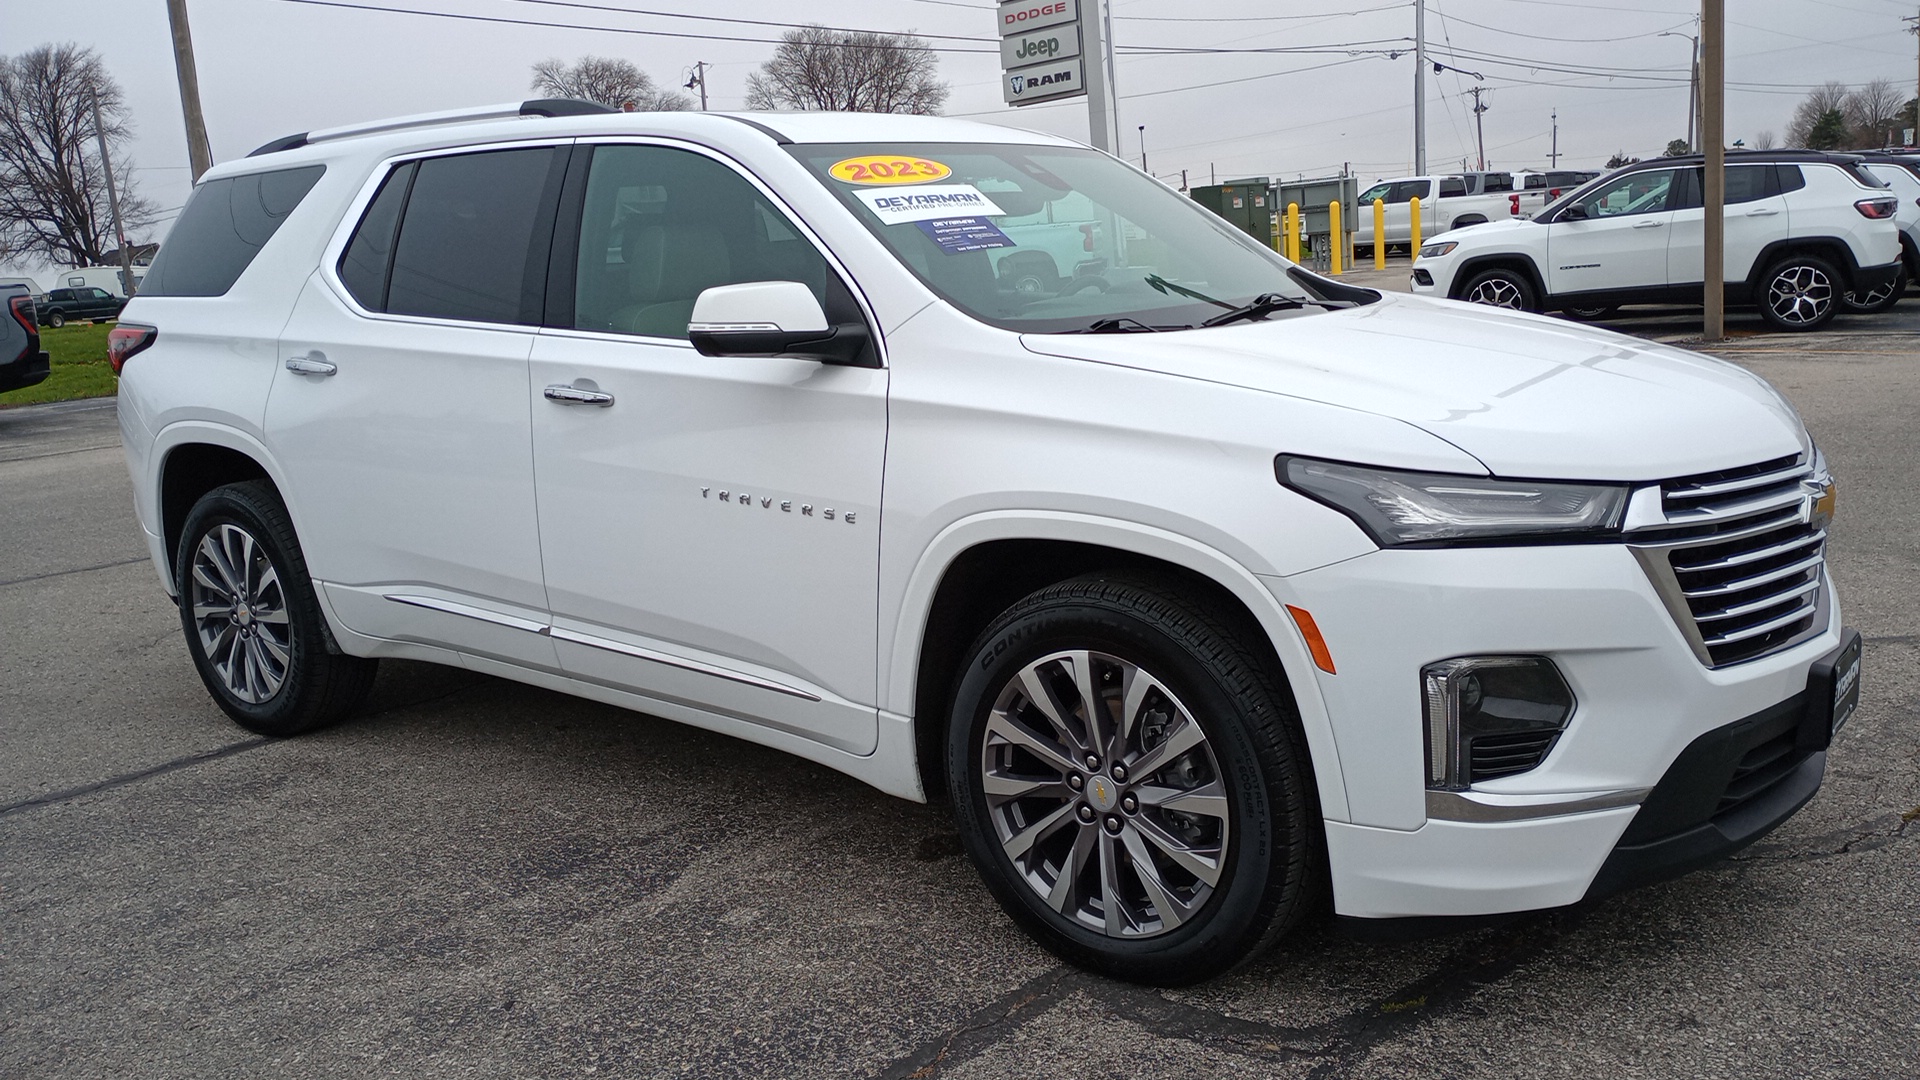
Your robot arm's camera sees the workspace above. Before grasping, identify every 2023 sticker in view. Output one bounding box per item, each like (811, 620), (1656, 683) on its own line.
(828, 155), (953, 185)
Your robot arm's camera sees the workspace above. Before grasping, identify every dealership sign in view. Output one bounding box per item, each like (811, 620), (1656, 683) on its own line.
(999, 0), (1087, 107)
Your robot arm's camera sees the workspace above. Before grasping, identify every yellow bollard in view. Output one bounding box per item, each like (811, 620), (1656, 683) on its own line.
(1409, 195), (1423, 260)
(1285, 202), (1300, 262)
(1329, 201), (1343, 275)
(1373, 198), (1387, 271)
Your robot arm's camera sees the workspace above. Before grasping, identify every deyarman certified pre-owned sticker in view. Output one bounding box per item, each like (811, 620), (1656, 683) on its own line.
(854, 185), (1007, 224)
(828, 155), (953, 185)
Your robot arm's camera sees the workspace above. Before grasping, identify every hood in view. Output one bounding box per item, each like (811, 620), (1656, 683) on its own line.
(1451, 217), (1537, 243)
(1021, 293), (1807, 481)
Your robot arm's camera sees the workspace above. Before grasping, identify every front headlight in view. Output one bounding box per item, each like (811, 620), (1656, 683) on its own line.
(1419, 241), (1458, 258)
(1277, 456), (1629, 546)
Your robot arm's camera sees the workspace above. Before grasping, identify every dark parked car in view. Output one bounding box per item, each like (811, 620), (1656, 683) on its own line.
(38, 286), (125, 328)
(1, 284), (51, 394)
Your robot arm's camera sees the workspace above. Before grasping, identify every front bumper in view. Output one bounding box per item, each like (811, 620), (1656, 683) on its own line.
(1330, 627), (1858, 929)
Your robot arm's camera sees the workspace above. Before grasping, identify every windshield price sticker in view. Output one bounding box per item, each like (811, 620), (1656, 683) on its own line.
(854, 185), (1008, 224)
(829, 155), (953, 185)
(915, 217), (1016, 254)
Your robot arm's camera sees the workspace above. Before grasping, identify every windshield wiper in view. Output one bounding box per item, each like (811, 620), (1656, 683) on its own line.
(1200, 292), (1310, 327)
(1142, 274), (1235, 310)
(1072, 317), (1189, 333)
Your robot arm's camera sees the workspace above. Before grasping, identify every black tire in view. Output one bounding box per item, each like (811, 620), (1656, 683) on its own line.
(1459, 267), (1538, 312)
(175, 480), (377, 736)
(1561, 304), (1617, 321)
(1757, 253), (1841, 331)
(1840, 263), (1906, 315)
(946, 574), (1320, 986)
(46, 310), (65, 329)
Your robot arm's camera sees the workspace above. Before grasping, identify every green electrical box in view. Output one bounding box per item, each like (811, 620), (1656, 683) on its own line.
(1191, 179), (1275, 243)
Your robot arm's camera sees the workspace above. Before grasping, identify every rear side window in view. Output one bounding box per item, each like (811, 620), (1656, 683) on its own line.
(1482, 173), (1513, 193)
(1437, 178), (1469, 198)
(1775, 165), (1806, 194)
(381, 148), (568, 325)
(139, 165), (325, 297)
(337, 162), (416, 311)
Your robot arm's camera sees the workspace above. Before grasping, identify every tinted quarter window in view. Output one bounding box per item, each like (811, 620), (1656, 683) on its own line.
(1775, 165), (1806, 194)
(571, 145), (833, 340)
(1482, 174), (1513, 192)
(337, 162), (415, 312)
(139, 165), (325, 296)
(1438, 178), (1469, 198)
(386, 148), (567, 325)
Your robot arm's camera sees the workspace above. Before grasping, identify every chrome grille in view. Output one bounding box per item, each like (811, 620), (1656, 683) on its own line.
(1630, 454), (1828, 668)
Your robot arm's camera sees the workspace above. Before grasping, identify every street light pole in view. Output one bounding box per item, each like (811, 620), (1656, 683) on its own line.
(1658, 29), (1700, 152)
(1414, 0), (1427, 173)
(1139, 125), (1146, 171)
(1703, 0), (1725, 341)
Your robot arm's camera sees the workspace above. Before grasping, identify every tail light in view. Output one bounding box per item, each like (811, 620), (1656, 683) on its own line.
(1079, 223), (1096, 251)
(1854, 198), (1897, 219)
(1508, 194), (1520, 215)
(107, 323), (157, 373)
(6, 295), (33, 337)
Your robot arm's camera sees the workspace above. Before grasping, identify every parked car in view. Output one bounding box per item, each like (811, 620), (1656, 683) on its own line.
(1, 283), (50, 394)
(1847, 152), (1920, 312)
(1354, 174), (1518, 252)
(55, 266), (144, 299)
(118, 102), (1859, 985)
(1511, 169), (1603, 217)
(1409, 150), (1901, 330)
(38, 286), (126, 328)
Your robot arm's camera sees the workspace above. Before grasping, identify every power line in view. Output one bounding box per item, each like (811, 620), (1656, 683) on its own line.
(1114, 2), (1409, 23)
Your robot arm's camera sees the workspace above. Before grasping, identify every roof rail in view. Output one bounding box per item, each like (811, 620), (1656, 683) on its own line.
(247, 98), (616, 158)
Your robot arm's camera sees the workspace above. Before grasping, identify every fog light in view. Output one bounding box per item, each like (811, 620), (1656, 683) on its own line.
(1422, 656), (1574, 790)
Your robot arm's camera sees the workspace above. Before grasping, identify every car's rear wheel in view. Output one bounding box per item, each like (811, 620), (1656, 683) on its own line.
(176, 480), (377, 736)
(46, 310), (64, 329)
(1758, 254), (1840, 331)
(1840, 263), (1906, 315)
(1460, 268), (1538, 312)
(947, 574), (1319, 986)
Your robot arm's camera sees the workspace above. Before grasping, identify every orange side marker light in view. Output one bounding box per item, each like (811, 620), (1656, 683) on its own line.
(1285, 605), (1337, 675)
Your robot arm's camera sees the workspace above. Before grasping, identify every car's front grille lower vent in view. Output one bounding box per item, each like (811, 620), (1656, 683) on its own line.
(1632, 454), (1826, 668)
(1468, 731), (1561, 782)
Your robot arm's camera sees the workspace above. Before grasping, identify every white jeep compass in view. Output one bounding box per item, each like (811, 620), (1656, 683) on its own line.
(114, 102), (1862, 985)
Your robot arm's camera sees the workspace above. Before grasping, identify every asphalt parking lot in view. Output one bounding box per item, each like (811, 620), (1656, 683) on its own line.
(3, 304), (1915, 1078)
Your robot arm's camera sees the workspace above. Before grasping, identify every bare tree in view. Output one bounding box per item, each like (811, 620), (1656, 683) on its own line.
(1844, 78), (1904, 148)
(0, 43), (154, 268)
(744, 26), (948, 114)
(1786, 81), (1854, 147)
(1753, 129), (1777, 150)
(530, 56), (691, 111)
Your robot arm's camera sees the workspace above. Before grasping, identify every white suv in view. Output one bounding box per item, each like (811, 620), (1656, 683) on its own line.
(1410, 151), (1901, 330)
(115, 103), (1862, 985)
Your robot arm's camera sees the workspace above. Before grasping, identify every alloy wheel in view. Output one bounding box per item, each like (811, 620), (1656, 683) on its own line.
(979, 649), (1231, 939)
(188, 522), (292, 704)
(1767, 264), (1833, 326)
(1467, 277), (1525, 308)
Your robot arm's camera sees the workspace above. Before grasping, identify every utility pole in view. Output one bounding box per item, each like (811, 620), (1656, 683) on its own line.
(1907, 11), (1919, 146)
(1550, 109), (1559, 168)
(1180, 168), (1187, 192)
(1703, 0), (1725, 341)
(90, 90), (137, 296)
(683, 61), (709, 110)
(1469, 86), (1489, 169)
(1414, 0), (1427, 174)
(1138, 125), (1146, 171)
(165, 0), (213, 181)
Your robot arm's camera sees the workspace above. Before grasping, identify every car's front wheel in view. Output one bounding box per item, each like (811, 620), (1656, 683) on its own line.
(1840, 263), (1906, 315)
(1758, 253), (1840, 331)
(946, 575), (1319, 986)
(1460, 268), (1538, 312)
(176, 480), (377, 736)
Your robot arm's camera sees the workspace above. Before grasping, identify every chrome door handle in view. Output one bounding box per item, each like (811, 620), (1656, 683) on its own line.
(285, 354), (336, 376)
(1632, 220), (1665, 229)
(544, 383), (614, 407)
(1745, 208), (1780, 217)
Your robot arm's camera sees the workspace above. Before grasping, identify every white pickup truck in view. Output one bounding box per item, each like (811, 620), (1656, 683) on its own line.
(1353, 174), (1519, 252)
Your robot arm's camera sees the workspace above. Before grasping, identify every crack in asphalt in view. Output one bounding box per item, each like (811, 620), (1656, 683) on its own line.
(871, 914), (1582, 1078)
(0, 556), (149, 589)
(0, 677), (487, 821)
(1732, 809), (1920, 864)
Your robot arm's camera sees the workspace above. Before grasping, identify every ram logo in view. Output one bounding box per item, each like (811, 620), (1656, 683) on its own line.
(1009, 74), (1027, 95)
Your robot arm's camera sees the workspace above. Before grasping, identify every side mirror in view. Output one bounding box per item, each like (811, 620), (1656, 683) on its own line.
(1560, 204), (1589, 221)
(687, 281), (871, 366)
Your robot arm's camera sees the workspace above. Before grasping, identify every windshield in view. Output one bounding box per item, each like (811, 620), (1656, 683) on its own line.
(790, 142), (1316, 333)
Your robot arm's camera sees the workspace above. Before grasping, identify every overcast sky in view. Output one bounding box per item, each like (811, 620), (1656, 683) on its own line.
(5, 0), (1916, 266)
